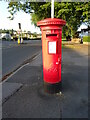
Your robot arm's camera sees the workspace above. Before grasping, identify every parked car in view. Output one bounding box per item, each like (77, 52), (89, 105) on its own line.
(0, 33), (11, 40)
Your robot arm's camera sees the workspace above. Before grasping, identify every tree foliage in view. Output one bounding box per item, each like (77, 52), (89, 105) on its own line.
(7, 1), (90, 37)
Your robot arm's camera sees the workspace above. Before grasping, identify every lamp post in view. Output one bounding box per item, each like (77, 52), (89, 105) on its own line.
(51, 0), (54, 18)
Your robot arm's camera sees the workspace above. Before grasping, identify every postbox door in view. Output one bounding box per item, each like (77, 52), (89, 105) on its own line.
(43, 33), (61, 83)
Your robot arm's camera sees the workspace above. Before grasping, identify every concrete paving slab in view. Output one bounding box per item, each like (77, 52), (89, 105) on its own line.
(2, 82), (22, 103)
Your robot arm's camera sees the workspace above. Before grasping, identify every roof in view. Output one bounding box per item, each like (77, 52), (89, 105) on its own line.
(77, 23), (88, 32)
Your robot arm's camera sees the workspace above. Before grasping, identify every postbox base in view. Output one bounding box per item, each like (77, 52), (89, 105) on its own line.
(44, 81), (62, 94)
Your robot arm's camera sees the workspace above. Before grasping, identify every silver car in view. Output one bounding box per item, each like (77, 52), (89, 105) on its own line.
(0, 33), (11, 40)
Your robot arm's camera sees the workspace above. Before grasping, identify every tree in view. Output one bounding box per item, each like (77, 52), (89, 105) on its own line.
(7, 1), (90, 38)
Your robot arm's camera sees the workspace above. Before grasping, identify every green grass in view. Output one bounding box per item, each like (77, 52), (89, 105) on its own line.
(83, 36), (90, 42)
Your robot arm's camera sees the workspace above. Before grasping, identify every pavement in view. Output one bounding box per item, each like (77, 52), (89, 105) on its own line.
(2, 44), (88, 118)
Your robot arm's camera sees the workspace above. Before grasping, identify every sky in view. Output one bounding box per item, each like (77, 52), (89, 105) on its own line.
(0, 1), (41, 34)
(0, 1), (88, 33)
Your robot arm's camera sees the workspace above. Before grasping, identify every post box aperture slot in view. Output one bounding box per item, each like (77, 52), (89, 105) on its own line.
(48, 41), (57, 54)
(46, 34), (57, 38)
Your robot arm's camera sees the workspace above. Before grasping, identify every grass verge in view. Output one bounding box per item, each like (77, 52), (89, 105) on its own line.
(83, 36), (90, 42)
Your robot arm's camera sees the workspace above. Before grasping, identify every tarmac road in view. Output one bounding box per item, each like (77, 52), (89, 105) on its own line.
(2, 40), (42, 78)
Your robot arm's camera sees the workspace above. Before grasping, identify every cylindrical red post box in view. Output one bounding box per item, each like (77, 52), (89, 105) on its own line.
(37, 18), (66, 93)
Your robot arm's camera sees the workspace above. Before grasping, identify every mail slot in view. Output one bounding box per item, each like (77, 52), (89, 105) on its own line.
(46, 34), (57, 38)
(37, 18), (66, 93)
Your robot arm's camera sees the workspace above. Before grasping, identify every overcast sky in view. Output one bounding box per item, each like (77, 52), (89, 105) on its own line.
(0, 1), (41, 33)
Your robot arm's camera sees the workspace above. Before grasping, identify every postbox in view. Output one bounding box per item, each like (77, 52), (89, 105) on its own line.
(37, 18), (66, 93)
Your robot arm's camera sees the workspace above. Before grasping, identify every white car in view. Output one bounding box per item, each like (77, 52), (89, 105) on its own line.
(0, 33), (11, 40)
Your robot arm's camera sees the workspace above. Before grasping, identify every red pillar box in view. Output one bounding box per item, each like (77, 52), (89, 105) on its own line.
(37, 18), (66, 93)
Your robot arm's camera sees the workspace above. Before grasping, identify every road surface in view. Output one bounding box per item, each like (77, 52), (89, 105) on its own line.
(2, 40), (42, 78)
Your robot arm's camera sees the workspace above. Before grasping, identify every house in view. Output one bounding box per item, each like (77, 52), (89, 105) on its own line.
(77, 23), (89, 38)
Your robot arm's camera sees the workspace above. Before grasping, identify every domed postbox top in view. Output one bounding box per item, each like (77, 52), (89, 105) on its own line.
(37, 18), (66, 27)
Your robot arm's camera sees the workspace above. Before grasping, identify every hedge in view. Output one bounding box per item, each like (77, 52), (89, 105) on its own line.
(83, 36), (90, 42)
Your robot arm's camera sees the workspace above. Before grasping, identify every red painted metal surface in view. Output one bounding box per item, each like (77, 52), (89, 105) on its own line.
(37, 18), (66, 84)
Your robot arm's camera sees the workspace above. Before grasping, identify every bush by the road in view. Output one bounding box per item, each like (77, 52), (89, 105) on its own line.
(83, 36), (90, 42)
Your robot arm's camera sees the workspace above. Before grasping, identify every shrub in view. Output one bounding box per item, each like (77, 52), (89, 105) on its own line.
(83, 36), (90, 42)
